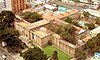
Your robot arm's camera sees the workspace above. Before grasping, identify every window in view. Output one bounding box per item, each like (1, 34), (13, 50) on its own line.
(32, 33), (34, 39)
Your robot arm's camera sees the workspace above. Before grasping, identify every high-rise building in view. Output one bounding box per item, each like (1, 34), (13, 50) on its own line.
(0, 0), (27, 13)
(11, 0), (27, 13)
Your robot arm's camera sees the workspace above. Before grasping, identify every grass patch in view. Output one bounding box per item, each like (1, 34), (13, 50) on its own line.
(42, 45), (71, 60)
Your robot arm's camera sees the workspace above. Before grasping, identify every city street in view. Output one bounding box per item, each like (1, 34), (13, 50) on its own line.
(0, 47), (15, 60)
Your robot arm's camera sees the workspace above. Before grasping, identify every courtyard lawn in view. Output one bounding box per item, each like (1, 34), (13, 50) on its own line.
(42, 45), (71, 60)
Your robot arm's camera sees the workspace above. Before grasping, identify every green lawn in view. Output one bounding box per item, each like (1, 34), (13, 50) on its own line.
(42, 45), (71, 60)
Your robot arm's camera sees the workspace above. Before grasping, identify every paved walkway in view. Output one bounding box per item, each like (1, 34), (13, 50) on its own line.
(0, 47), (15, 60)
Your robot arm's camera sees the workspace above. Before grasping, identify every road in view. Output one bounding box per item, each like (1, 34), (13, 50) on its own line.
(0, 47), (15, 60)
(50, 1), (84, 11)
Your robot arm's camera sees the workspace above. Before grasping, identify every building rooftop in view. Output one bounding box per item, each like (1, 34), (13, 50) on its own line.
(25, 19), (50, 30)
(17, 22), (30, 27)
(33, 29), (51, 38)
(82, 35), (92, 43)
(84, 9), (100, 17)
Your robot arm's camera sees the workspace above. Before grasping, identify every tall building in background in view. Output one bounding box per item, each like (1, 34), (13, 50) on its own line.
(0, 0), (27, 13)
(11, 0), (27, 13)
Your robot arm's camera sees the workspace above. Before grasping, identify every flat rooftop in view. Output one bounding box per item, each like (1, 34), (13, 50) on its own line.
(17, 21), (30, 27)
(33, 30), (51, 38)
(25, 19), (50, 30)
(33, 27), (52, 38)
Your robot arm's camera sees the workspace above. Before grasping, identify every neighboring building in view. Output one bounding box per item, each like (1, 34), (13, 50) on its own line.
(80, 0), (88, 3)
(90, 2), (100, 9)
(0, 0), (27, 13)
(92, 0), (100, 2)
(11, 0), (27, 13)
(84, 9), (100, 17)
(0, 0), (12, 12)
(90, 26), (100, 37)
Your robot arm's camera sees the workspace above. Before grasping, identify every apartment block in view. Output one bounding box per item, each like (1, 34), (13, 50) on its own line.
(11, 0), (27, 13)
(0, 0), (27, 13)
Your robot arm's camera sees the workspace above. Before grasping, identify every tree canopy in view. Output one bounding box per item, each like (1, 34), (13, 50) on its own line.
(95, 17), (100, 25)
(46, 23), (76, 44)
(20, 47), (47, 60)
(83, 11), (90, 17)
(21, 12), (43, 23)
(85, 33), (100, 55)
(72, 0), (80, 2)
(0, 10), (27, 53)
(0, 10), (15, 28)
(75, 33), (100, 59)
(85, 23), (95, 30)
(51, 51), (59, 60)
(64, 17), (72, 23)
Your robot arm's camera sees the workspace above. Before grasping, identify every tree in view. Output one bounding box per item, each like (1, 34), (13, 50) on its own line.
(85, 33), (100, 56)
(21, 12), (43, 23)
(58, 24), (76, 44)
(64, 17), (72, 23)
(72, 0), (80, 2)
(85, 23), (95, 30)
(72, 21), (79, 26)
(83, 11), (90, 17)
(95, 17), (100, 25)
(0, 28), (20, 42)
(1, 11), (15, 27)
(51, 51), (59, 60)
(46, 23), (76, 44)
(0, 10), (27, 53)
(75, 48), (86, 60)
(20, 47), (47, 60)
(0, 11), (15, 28)
(87, 0), (92, 2)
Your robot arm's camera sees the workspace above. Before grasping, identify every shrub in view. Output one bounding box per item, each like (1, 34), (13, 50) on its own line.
(95, 17), (100, 25)
(83, 11), (90, 17)
(64, 17), (72, 23)
(72, 21), (79, 26)
(85, 23), (95, 30)
(21, 12), (43, 23)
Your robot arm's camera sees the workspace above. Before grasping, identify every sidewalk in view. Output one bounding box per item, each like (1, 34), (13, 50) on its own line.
(12, 54), (23, 60)
(0, 47), (15, 60)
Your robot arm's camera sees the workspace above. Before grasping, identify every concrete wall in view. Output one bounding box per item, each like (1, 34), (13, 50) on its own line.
(41, 35), (52, 47)
(52, 34), (76, 57)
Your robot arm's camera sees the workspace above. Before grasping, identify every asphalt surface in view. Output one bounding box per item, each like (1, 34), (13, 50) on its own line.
(0, 48), (15, 60)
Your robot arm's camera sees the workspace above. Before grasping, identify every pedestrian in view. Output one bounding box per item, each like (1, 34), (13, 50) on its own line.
(2, 54), (7, 60)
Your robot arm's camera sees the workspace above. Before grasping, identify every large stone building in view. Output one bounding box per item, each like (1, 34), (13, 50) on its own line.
(15, 15), (90, 57)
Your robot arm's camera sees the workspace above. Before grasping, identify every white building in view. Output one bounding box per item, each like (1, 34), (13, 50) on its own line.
(80, 0), (88, 3)
(90, 26), (100, 37)
(0, 0), (12, 12)
(84, 9), (100, 17)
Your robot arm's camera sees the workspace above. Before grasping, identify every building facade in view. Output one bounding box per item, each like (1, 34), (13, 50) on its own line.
(0, 0), (27, 13)
(15, 16), (79, 57)
(11, 0), (27, 13)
